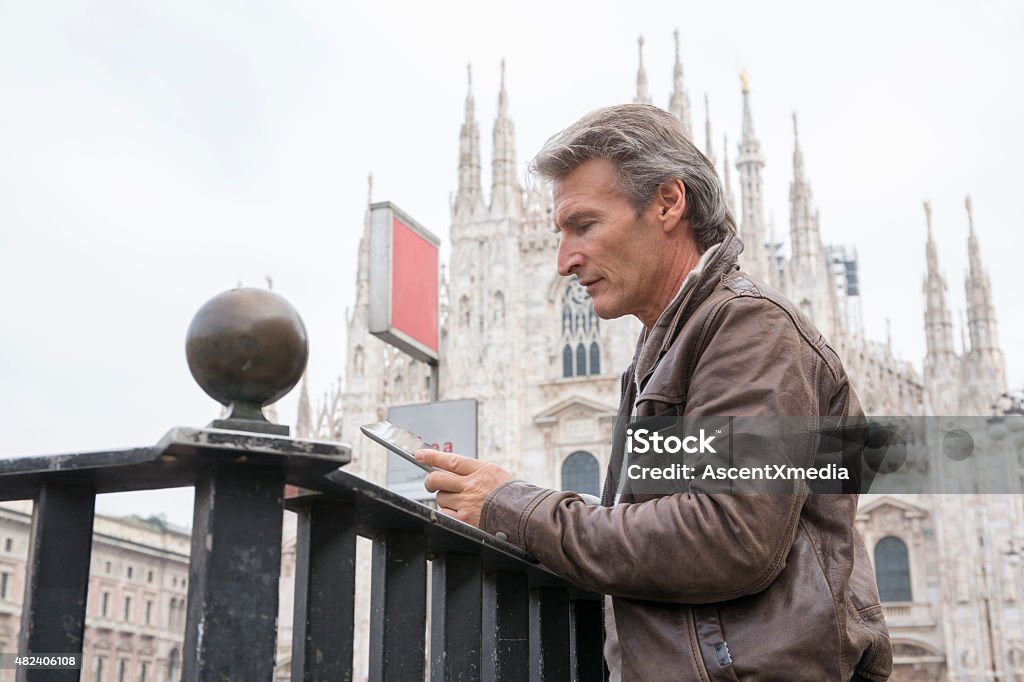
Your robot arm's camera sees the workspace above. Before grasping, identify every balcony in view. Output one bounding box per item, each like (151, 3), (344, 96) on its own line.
(881, 601), (936, 628)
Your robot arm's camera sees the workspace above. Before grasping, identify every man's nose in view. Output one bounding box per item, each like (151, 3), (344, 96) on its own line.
(557, 236), (583, 277)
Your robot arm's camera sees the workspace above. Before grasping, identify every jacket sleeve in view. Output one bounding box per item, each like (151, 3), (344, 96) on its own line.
(479, 296), (827, 603)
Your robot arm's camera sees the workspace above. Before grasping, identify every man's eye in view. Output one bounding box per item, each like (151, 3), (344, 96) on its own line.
(578, 222), (595, 233)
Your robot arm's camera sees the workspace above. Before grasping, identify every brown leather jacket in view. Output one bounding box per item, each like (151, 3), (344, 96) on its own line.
(480, 235), (892, 681)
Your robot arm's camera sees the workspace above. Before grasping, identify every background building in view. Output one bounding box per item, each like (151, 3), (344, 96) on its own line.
(0, 501), (189, 682)
(298, 35), (1020, 681)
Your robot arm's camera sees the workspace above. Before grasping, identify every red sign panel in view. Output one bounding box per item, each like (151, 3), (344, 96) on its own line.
(391, 217), (439, 354)
(368, 201), (440, 364)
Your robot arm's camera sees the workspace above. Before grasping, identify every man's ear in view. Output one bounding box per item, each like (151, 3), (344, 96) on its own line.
(654, 179), (687, 233)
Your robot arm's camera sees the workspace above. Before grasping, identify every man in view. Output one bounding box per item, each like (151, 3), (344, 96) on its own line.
(417, 104), (892, 681)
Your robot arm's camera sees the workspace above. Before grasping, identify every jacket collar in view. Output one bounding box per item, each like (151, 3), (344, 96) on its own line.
(632, 233), (744, 389)
(661, 233), (743, 347)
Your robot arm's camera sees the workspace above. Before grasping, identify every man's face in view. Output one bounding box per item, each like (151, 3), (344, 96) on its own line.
(554, 158), (666, 322)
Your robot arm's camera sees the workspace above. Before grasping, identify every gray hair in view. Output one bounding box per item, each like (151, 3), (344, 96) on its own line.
(529, 103), (735, 252)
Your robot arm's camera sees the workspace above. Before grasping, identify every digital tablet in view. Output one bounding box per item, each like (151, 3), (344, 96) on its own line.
(360, 420), (437, 473)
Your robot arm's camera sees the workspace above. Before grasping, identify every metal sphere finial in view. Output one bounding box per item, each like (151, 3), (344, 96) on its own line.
(186, 287), (308, 434)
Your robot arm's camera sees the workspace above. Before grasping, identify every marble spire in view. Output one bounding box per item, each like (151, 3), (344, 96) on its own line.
(634, 36), (651, 104)
(723, 132), (735, 215)
(490, 58), (521, 216)
(667, 29), (692, 137)
(703, 94), (716, 168)
(923, 200), (955, 360)
(735, 71), (774, 285)
(456, 63), (483, 216)
(964, 196), (1001, 355)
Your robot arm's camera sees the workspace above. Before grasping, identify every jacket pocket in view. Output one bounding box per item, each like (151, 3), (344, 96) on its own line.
(847, 600), (893, 679)
(633, 396), (683, 417)
(846, 530), (893, 680)
(704, 526), (842, 681)
(692, 605), (742, 682)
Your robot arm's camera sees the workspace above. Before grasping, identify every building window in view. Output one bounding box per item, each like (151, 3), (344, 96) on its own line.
(492, 291), (505, 323)
(874, 536), (912, 602)
(101, 592), (110, 618)
(117, 659), (128, 682)
(167, 649), (180, 682)
(105, 561), (111, 574)
(93, 656), (106, 682)
(123, 596), (132, 622)
(126, 566), (133, 579)
(169, 597), (187, 630)
(147, 570), (154, 584)
(353, 345), (365, 375)
(560, 282), (601, 377)
(0, 572), (9, 600)
(561, 451), (600, 497)
(145, 600), (153, 626)
(139, 662), (149, 682)
(3, 538), (11, 552)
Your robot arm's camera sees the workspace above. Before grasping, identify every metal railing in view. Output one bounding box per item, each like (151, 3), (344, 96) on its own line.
(0, 289), (604, 681)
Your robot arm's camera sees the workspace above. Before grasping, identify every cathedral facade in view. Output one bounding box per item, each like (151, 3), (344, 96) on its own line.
(297, 35), (1020, 681)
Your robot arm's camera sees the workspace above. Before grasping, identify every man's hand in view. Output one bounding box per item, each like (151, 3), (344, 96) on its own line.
(418, 450), (514, 527)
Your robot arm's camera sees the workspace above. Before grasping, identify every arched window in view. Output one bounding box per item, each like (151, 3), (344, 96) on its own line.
(874, 536), (912, 602)
(166, 649), (180, 682)
(560, 282), (602, 377)
(562, 345), (573, 378)
(561, 451), (600, 497)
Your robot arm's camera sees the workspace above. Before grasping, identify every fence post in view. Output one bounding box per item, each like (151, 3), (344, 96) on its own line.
(430, 553), (482, 681)
(369, 531), (427, 681)
(16, 481), (96, 682)
(291, 498), (358, 682)
(181, 462), (284, 680)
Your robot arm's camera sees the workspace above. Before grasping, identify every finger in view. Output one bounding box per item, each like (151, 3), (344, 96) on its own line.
(416, 449), (483, 475)
(436, 491), (454, 509)
(436, 491), (462, 512)
(438, 505), (470, 523)
(423, 470), (468, 494)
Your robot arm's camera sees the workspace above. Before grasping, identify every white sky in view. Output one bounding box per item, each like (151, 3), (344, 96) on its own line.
(2, 0), (1021, 528)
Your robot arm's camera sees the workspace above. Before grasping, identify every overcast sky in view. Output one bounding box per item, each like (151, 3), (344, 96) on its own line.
(2, 0), (1021, 527)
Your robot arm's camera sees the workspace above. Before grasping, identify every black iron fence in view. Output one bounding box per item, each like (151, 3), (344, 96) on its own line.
(0, 289), (604, 681)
